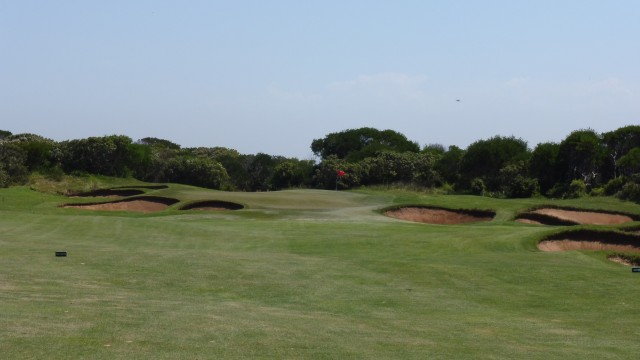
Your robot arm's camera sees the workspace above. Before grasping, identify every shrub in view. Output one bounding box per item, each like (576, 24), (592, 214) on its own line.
(566, 179), (587, 198)
(618, 182), (640, 203)
(603, 176), (627, 196)
(504, 175), (539, 198)
(589, 187), (604, 197)
(470, 178), (486, 196)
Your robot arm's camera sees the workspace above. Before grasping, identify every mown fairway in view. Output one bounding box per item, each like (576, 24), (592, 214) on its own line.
(2, 184), (640, 359)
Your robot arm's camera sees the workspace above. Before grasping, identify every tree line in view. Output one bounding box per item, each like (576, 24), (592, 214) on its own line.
(1, 126), (640, 202)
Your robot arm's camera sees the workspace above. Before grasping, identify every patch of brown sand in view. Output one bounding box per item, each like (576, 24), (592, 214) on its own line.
(608, 256), (634, 266)
(385, 207), (493, 225)
(64, 200), (169, 213)
(538, 240), (640, 252)
(515, 218), (544, 225)
(531, 208), (633, 225)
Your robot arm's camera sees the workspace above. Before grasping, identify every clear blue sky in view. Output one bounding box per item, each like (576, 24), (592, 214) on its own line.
(2, 1), (639, 158)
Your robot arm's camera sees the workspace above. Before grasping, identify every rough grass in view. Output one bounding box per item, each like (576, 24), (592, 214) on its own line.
(2, 183), (640, 359)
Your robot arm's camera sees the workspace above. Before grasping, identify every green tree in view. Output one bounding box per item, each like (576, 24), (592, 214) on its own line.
(164, 156), (229, 189)
(618, 148), (640, 176)
(60, 135), (135, 177)
(459, 136), (530, 192)
(0, 142), (29, 187)
(557, 129), (605, 187)
(362, 151), (415, 185)
(602, 125), (640, 179)
(3, 133), (56, 172)
(499, 161), (539, 198)
(0, 130), (12, 139)
(311, 127), (419, 162)
(529, 142), (561, 194)
(271, 159), (314, 190)
(246, 153), (280, 191)
(136, 137), (181, 150)
(206, 147), (251, 191)
(313, 155), (365, 190)
(435, 145), (464, 186)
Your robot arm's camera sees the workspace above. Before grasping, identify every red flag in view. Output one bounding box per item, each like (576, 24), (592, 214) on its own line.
(337, 170), (346, 177)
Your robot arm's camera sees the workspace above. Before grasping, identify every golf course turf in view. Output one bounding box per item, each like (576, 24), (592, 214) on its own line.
(2, 183), (640, 359)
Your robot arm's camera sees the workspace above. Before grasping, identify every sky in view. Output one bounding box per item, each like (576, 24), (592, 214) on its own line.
(1, 1), (639, 158)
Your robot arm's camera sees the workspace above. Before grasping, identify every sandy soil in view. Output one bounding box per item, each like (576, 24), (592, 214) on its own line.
(64, 200), (169, 212)
(515, 218), (543, 225)
(385, 207), (493, 225)
(608, 256), (635, 266)
(538, 240), (640, 252)
(530, 208), (633, 225)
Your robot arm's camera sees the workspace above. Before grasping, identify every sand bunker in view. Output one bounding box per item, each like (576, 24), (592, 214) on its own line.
(538, 230), (640, 253)
(538, 240), (640, 252)
(180, 200), (244, 211)
(517, 208), (635, 226)
(385, 206), (494, 225)
(64, 196), (179, 213)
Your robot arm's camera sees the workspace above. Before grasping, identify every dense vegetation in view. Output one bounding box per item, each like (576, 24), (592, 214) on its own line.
(2, 126), (640, 201)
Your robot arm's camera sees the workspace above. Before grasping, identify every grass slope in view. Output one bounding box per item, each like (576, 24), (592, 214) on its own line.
(2, 184), (640, 359)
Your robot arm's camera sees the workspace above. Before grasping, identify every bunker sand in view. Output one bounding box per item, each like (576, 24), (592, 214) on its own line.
(517, 208), (635, 225)
(538, 240), (640, 252)
(63, 197), (178, 213)
(532, 208), (633, 225)
(385, 207), (494, 225)
(538, 230), (640, 255)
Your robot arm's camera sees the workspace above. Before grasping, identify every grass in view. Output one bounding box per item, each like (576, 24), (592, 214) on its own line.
(2, 182), (640, 358)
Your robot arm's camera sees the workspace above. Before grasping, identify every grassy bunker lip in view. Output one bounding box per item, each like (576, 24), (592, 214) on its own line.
(70, 189), (146, 197)
(538, 229), (640, 253)
(63, 196), (179, 212)
(109, 185), (169, 190)
(516, 206), (638, 226)
(384, 205), (495, 225)
(179, 200), (244, 211)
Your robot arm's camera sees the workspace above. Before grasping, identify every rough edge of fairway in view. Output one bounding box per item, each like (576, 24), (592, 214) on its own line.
(515, 205), (639, 226)
(179, 200), (244, 211)
(382, 205), (495, 225)
(62, 196), (179, 212)
(538, 229), (640, 265)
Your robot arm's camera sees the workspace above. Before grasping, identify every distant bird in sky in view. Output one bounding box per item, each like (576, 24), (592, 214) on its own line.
(456, 99), (461, 102)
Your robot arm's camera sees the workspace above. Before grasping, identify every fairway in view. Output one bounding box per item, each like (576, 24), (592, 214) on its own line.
(2, 185), (640, 359)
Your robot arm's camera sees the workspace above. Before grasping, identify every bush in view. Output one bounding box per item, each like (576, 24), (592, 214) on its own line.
(504, 176), (539, 198)
(439, 182), (455, 195)
(589, 187), (604, 197)
(470, 178), (486, 196)
(618, 182), (640, 203)
(566, 179), (587, 198)
(0, 168), (9, 188)
(603, 176), (627, 196)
